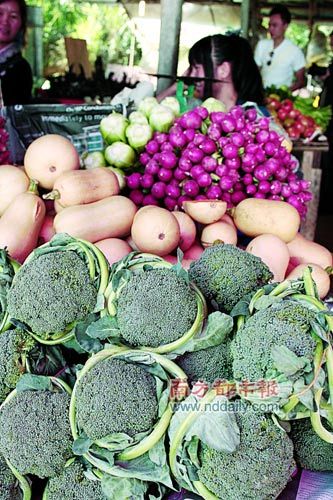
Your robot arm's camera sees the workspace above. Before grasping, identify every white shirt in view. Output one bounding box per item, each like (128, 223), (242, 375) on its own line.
(254, 38), (306, 88)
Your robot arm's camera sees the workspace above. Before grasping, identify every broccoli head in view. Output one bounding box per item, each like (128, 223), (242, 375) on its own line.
(290, 418), (333, 471)
(198, 402), (295, 500)
(45, 461), (106, 500)
(0, 389), (73, 478)
(231, 300), (316, 382)
(7, 251), (97, 338)
(75, 357), (158, 441)
(116, 268), (198, 347)
(176, 339), (233, 386)
(0, 328), (35, 403)
(188, 244), (273, 313)
(0, 453), (21, 500)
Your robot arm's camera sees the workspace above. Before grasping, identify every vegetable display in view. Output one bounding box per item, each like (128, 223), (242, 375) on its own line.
(125, 104), (312, 217)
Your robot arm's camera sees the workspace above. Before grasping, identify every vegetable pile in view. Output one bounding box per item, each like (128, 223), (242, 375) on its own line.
(0, 115), (332, 499)
(125, 104), (312, 217)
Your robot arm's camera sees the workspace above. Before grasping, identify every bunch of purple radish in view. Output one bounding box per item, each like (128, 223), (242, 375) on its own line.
(125, 105), (312, 217)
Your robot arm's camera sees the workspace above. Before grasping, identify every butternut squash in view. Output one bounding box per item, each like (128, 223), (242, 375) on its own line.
(0, 192), (46, 263)
(24, 134), (80, 189)
(0, 165), (31, 215)
(230, 198), (300, 243)
(54, 195), (137, 242)
(43, 167), (119, 208)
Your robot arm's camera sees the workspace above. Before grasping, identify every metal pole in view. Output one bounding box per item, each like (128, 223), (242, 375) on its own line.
(156, 0), (184, 94)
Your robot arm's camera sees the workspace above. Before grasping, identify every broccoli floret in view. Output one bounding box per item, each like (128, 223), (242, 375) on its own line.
(76, 358), (158, 441)
(188, 244), (273, 313)
(0, 389), (72, 478)
(231, 301), (316, 382)
(290, 418), (333, 471)
(7, 251), (97, 338)
(198, 402), (295, 500)
(46, 461), (106, 500)
(0, 453), (21, 500)
(176, 339), (233, 385)
(0, 329), (35, 403)
(116, 268), (198, 347)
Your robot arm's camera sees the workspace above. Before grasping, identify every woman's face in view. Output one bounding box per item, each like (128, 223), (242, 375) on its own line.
(189, 63), (206, 99)
(0, 0), (22, 47)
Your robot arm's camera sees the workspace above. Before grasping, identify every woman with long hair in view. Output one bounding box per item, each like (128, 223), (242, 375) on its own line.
(158, 34), (265, 111)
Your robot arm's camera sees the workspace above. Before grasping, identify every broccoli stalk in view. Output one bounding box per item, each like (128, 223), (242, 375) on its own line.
(0, 249), (20, 333)
(7, 234), (110, 344)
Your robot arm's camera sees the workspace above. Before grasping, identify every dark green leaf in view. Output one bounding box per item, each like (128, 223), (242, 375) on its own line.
(16, 374), (52, 392)
(311, 319), (329, 342)
(75, 315), (103, 353)
(111, 268), (132, 291)
(293, 378), (314, 411)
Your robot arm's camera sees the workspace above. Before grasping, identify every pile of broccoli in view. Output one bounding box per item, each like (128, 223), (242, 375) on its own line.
(290, 418), (333, 471)
(188, 244), (273, 313)
(7, 251), (98, 339)
(75, 357), (158, 441)
(197, 403), (295, 500)
(0, 388), (73, 478)
(0, 328), (35, 403)
(116, 267), (198, 348)
(45, 460), (106, 500)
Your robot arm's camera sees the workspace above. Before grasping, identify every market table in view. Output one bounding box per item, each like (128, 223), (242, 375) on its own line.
(292, 140), (329, 241)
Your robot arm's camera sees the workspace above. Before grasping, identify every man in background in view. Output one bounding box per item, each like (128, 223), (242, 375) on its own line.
(254, 4), (305, 91)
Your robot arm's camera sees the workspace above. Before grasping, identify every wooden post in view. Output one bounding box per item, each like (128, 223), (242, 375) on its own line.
(156, 0), (184, 94)
(241, 0), (251, 39)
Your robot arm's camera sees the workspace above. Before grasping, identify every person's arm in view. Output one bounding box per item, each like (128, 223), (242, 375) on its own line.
(290, 67), (305, 91)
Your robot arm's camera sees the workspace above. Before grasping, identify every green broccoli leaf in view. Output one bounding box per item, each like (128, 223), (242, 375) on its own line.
(72, 435), (94, 455)
(16, 373), (52, 392)
(101, 475), (148, 500)
(293, 377), (314, 411)
(271, 345), (307, 376)
(191, 311), (233, 352)
(87, 315), (121, 341)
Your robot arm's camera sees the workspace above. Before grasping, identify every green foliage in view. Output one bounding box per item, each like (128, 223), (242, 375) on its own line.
(26, 0), (142, 74)
(116, 268), (198, 348)
(176, 338), (233, 385)
(290, 418), (333, 471)
(7, 251), (97, 338)
(0, 453), (21, 500)
(188, 244), (273, 313)
(197, 403), (295, 500)
(0, 389), (72, 478)
(46, 460), (106, 500)
(76, 357), (158, 441)
(0, 328), (35, 403)
(231, 300), (316, 382)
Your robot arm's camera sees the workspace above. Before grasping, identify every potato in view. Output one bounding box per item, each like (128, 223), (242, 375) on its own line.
(231, 198), (300, 243)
